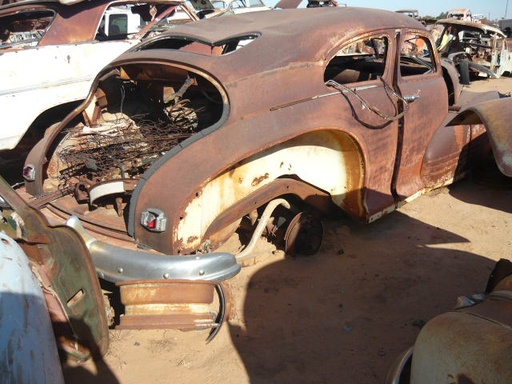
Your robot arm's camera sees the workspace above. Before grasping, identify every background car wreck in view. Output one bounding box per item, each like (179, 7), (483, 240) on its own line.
(20, 7), (512, 275)
(386, 122), (512, 383)
(434, 18), (512, 83)
(0, 0), (200, 182)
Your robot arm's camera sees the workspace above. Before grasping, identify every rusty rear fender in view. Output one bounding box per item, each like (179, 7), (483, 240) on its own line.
(131, 129), (367, 255)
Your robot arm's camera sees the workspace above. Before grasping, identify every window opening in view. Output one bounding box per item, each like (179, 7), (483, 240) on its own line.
(324, 36), (388, 84)
(399, 34), (435, 77)
(0, 9), (56, 49)
(137, 34), (259, 55)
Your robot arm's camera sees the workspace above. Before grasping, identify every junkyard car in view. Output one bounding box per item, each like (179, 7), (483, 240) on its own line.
(21, 8), (512, 280)
(188, 0), (271, 18)
(434, 18), (512, 83)
(446, 8), (472, 21)
(0, 0), (198, 160)
(386, 259), (512, 384)
(0, 175), (109, 380)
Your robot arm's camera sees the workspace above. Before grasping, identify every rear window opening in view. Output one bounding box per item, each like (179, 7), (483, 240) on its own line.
(0, 9), (55, 49)
(45, 63), (226, 215)
(136, 34), (259, 55)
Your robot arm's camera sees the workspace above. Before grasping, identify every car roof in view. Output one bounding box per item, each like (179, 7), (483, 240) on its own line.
(114, 7), (429, 86)
(436, 18), (505, 37)
(168, 7), (424, 44)
(118, 7), (427, 81)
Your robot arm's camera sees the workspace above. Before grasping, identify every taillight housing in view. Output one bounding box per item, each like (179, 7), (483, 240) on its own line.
(140, 208), (167, 232)
(22, 165), (35, 181)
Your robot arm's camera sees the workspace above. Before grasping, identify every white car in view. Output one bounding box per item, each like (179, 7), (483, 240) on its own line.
(188, 0), (271, 18)
(0, 0), (197, 163)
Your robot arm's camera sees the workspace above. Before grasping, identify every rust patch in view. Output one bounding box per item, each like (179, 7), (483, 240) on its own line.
(251, 173), (269, 187)
(187, 235), (199, 244)
(116, 280), (217, 330)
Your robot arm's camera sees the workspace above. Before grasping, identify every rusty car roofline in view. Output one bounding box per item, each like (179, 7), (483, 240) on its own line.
(145, 7), (426, 50)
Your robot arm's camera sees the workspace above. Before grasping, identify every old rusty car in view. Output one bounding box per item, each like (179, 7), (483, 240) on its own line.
(434, 18), (512, 83)
(387, 258), (512, 384)
(0, 175), (109, 380)
(188, 0), (271, 19)
(20, 8), (512, 282)
(0, 0), (199, 168)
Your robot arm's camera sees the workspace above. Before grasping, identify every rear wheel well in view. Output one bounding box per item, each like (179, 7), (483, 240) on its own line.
(178, 130), (366, 254)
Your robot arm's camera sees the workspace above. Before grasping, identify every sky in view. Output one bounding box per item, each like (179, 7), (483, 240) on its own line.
(269, 0), (510, 21)
(348, 0), (509, 20)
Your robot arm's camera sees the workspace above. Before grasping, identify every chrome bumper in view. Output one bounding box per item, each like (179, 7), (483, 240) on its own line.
(66, 216), (241, 283)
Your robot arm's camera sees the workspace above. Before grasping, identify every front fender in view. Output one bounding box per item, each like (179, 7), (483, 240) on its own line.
(448, 97), (512, 177)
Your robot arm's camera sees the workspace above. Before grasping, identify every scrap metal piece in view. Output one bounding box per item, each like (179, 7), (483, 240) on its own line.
(117, 280), (229, 343)
(0, 176), (109, 360)
(116, 279), (227, 341)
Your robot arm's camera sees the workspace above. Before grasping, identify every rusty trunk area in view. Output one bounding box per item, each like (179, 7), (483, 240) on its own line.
(36, 58), (226, 232)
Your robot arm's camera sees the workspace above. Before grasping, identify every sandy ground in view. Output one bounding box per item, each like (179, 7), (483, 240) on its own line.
(59, 77), (512, 383)
(61, 175), (512, 384)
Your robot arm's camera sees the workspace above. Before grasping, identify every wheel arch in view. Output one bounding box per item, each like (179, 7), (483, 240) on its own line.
(134, 129), (366, 255)
(446, 97), (512, 177)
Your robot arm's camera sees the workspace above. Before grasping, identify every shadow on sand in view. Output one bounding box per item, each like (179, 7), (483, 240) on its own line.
(229, 181), (507, 383)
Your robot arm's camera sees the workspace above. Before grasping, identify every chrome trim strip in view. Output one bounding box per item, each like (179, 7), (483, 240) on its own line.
(66, 215), (241, 283)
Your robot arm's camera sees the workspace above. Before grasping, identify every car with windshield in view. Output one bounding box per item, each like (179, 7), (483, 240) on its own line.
(434, 18), (512, 83)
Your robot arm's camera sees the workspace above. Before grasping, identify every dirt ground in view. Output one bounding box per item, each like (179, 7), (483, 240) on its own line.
(61, 172), (512, 384)
(25, 77), (501, 383)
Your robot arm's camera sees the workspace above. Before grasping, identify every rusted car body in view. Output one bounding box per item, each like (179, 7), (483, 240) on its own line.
(434, 18), (512, 82)
(188, 0), (271, 18)
(387, 259), (512, 384)
(0, 175), (109, 367)
(20, 8), (512, 277)
(446, 8), (472, 21)
(0, 0), (198, 156)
